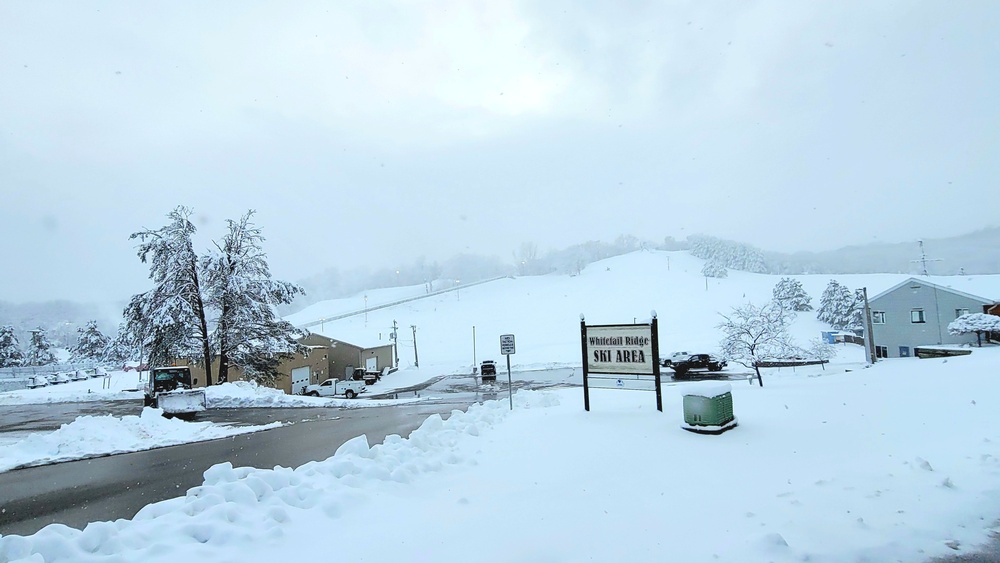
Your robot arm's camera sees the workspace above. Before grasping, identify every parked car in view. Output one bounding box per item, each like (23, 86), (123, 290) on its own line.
(26, 375), (49, 388)
(660, 351), (692, 367)
(670, 354), (727, 378)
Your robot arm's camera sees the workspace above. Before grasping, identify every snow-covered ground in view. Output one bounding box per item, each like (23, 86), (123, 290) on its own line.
(2, 349), (999, 562)
(2, 250), (999, 561)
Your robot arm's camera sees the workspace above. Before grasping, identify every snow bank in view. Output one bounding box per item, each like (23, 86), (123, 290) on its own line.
(205, 381), (425, 408)
(0, 393), (555, 562)
(0, 409), (281, 473)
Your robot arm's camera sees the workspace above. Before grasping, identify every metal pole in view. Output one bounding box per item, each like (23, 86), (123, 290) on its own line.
(580, 315), (590, 411)
(507, 354), (512, 410)
(392, 320), (399, 367)
(472, 325), (477, 374)
(651, 313), (662, 412)
(411, 325), (419, 367)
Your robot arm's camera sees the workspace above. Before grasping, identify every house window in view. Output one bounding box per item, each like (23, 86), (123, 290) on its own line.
(911, 309), (925, 323)
(875, 346), (887, 358)
(872, 311), (886, 324)
(955, 308), (969, 318)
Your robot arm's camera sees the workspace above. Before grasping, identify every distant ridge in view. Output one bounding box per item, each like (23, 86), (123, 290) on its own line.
(763, 227), (1000, 276)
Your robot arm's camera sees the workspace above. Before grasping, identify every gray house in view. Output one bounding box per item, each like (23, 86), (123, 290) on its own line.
(869, 278), (994, 358)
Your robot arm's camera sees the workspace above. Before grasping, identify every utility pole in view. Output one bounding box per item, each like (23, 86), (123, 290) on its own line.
(392, 320), (399, 367)
(862, 287), (876, 364)
(472, 325), (477, 374)
(411, 324), (419, 367)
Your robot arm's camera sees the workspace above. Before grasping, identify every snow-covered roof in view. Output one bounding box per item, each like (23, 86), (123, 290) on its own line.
(307, 331), (393, 351)
(870, 277), (995, 304)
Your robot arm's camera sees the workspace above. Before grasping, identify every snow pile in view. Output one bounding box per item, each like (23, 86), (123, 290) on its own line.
(205, 380), (331, 408)
(205, 381), (425, 408)
(3, 350), (1000, 562)
(0, 395), (543, 562)
(0, 409), (281, 472)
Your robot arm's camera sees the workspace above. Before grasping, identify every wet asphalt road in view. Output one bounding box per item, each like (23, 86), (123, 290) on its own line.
(0, 400), (473, 537)
(0, 371), (570, 537)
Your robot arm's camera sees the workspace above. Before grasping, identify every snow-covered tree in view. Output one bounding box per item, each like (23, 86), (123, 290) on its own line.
(816, 280), (860, 330)
(805, 337), (837, 363)
(69, 320), (110, 362)
(948, 313), (1000, 347)
(772, 278), (813, 312)
(718, 301), (795, 387)
(25, 327), (57, 367)
(125, 206), (214, 383)
(202, 210), (305, 385)
(701, 259), (728, 278)
(688, 235), (769, 274)
(846, 289), (867, 331)
(0, 325), (25, 367)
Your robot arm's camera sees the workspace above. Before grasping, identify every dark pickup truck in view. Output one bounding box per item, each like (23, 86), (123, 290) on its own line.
(480, 360), (497, 381)
(670, 354), (727, 378)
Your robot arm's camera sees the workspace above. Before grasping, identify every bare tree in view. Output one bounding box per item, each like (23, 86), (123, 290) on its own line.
(514, 242), (539, 275)
(718, 302), (795, 387)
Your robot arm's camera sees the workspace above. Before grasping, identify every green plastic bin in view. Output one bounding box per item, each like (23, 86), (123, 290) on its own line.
(682, 382), (737, 433)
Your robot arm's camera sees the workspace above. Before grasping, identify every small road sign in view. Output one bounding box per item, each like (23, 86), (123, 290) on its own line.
(500, 334), (516, 355)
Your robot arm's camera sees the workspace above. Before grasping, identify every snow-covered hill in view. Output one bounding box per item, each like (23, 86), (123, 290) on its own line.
(289, 250), (1000, 374)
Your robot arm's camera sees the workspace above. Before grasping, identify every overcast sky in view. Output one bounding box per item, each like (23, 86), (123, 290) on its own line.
(2, 1), (998, 304)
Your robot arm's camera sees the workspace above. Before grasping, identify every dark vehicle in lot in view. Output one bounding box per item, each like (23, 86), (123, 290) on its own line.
(350, 367), (381, 385)
(660, 351), (692, 367)
(480, 360), (497, 381)
(670, 354), (727, 378)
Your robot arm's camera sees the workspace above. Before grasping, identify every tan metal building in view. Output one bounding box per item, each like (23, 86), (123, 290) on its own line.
(299, 334), (395, 381)
(178, 334), (394, 395)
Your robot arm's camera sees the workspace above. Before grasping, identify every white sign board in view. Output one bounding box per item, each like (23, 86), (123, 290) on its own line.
(585, 324), (654, 375)
(500, 334), (516, 355)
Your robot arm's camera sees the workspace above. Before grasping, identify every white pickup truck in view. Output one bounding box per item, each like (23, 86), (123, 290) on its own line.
(304, 378), (366, 399)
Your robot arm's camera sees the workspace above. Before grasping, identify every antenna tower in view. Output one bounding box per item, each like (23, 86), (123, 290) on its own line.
(910, 240), (942, 276)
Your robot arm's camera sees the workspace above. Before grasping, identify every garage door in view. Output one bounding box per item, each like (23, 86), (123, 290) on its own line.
(365, 357), (377, 371)
(291, 366), (311, 395)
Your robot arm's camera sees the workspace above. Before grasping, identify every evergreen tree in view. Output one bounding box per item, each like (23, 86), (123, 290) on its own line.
(0, 325), (25, 367)
(817, 280), (861, 330)
(688, 234), (769, 273)
(701, 259), (728, 278)
(846, 288), (866, 330)
(125, 206), (214, 383)
(25, 327), (57, 366)
(772, 278), (813, 312)
(69, 320), (110, 362)
(202, 210), (305, 385)
(817, 280), (842, 327)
